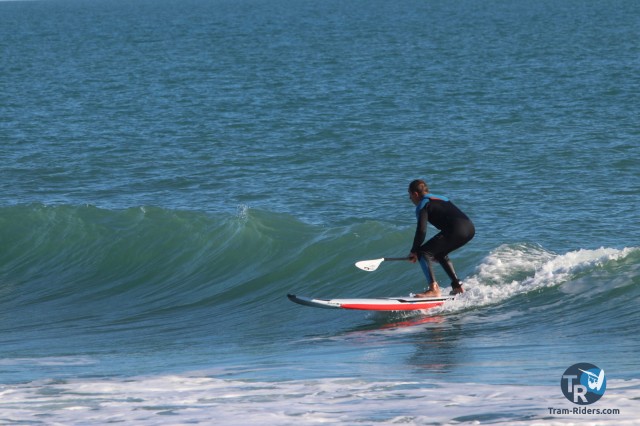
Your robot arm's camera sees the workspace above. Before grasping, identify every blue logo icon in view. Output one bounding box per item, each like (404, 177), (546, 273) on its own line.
(561, 363), (606, 405)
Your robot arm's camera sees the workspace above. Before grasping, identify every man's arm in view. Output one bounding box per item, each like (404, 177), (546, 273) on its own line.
(411, 207), (428, 253)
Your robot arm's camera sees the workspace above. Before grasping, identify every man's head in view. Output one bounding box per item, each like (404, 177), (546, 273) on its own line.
(408, 179), (429, 205)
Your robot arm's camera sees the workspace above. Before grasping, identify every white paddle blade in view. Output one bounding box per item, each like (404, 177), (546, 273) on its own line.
(355, 258), (385, 272)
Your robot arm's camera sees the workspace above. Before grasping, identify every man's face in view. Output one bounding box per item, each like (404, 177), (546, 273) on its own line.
(409, 190), (421, 206)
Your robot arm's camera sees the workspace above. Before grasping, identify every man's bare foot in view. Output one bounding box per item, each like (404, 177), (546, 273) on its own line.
(414, 282), (441, 298)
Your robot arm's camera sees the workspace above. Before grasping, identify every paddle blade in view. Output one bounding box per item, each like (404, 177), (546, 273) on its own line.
(355, 258), (385, 272)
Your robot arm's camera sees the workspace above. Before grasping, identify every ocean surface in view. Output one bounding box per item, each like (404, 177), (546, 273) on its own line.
(1, 0), (639, 424)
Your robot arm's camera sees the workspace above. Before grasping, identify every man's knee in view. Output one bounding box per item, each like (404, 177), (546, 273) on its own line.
(420, 251), (438, 263)
(436, 254), (450, 263)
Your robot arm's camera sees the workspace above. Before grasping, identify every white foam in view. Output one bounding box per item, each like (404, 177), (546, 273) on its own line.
(1, 374), (638, 425)
(437, 245), (638, 313)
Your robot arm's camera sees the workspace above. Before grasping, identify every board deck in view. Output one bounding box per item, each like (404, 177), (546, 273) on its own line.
(287, 293), (455, 311)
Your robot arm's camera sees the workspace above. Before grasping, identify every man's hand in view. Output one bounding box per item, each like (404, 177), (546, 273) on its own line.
(408, 252), (418, 263)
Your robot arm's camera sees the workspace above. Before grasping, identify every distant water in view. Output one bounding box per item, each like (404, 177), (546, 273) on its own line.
(1, 0), (639, 424)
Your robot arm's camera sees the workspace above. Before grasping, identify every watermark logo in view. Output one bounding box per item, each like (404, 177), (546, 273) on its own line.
(561, 363), (606, 405)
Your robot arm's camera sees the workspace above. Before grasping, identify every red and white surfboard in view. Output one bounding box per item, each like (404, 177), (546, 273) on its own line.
(287, 294), (454, 311)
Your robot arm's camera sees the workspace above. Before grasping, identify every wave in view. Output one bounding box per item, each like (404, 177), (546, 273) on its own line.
(1, 204), (638, 341)
(0, 204), (377, 337)
(450, 243), (639, 309)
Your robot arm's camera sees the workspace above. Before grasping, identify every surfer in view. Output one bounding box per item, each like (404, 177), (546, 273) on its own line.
(408, 179), (475, 297)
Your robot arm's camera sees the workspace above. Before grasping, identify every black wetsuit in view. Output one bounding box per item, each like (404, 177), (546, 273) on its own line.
(411, 194), (475, 289)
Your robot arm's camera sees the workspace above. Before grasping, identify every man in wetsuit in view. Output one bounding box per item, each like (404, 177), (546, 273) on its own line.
(408, 179), (475, 297)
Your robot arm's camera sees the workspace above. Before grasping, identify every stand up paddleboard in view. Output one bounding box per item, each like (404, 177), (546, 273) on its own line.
(287, 294), (455, 311)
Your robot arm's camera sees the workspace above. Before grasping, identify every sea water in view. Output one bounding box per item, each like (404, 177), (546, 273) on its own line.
(1, 0), (639, 424)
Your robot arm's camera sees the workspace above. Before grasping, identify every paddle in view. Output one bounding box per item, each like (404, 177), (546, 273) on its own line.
(354, 257), (410, 272)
